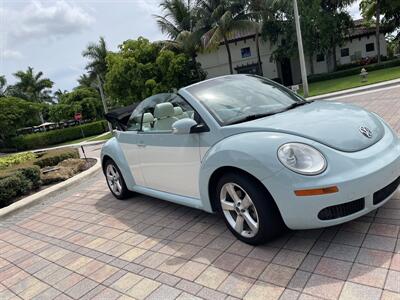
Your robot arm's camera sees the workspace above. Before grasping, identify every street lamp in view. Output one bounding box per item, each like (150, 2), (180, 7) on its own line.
(293, 0), (309, 97)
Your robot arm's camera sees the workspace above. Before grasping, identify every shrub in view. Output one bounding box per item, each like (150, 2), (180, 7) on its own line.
(9, 120), (107, 150)
(0, 175), (24, 207)
(0, 152), (37, 169)
(0, 165), (41, 208)
(34, 148), (79, 168)
(41, 159), (86, 185)
(308, 58), (400, 83)
(18, 165), (41, 189)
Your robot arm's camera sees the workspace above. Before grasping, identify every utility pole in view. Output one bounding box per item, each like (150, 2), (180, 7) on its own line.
(97, 74), (113, 134)
(293, 0), (309, 97)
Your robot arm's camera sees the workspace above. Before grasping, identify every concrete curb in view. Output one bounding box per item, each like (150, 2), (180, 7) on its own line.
(307, 79), (400, 101)
(0, 158), (102, 219)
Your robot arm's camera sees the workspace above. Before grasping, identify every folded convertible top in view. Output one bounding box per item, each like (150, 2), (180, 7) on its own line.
(104, 103), (139, 130)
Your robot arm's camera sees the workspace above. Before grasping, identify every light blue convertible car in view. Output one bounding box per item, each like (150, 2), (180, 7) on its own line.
(101, 75), (400, 244)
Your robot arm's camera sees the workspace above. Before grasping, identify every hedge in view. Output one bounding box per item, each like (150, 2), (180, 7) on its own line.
(34, 148), (79, 168)
(308, 58), (400, 83)
(9, 120), (107, 150)
(0, 165), (40, 208)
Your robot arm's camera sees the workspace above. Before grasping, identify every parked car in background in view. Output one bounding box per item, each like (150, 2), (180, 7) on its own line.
(102, 75), (400, 244)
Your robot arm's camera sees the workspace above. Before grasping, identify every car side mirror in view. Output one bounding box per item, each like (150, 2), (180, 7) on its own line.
(172, 118), (198, 134)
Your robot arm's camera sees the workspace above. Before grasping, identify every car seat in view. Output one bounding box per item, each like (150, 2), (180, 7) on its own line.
(154, 102), (178, 131)
(174, 106), (190, 119)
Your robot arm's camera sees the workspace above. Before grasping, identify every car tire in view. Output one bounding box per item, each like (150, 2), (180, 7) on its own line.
(104, 159), (131, 200)
(215, 172), (285, 245)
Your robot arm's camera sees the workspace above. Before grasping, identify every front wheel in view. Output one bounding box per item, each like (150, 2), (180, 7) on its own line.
(104, 159), (131, 200)
(215, 172), (285, 245)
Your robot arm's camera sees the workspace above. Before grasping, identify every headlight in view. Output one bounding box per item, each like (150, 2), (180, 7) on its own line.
(277, 143), (326, 175)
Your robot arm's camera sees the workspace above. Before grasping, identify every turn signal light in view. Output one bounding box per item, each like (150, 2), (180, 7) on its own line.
(294, 186), (339, 196)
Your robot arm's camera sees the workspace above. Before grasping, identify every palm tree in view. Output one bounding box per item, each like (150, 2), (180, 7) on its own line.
(0, 75), (6, 97)
(77, 73), (96, 89)
(12, 67), (53, 103)
(155, 0), (193, 39)
(198, 0), (258, 74)
(360, 0), (382, 64)
(82, 36), (112, 132)
(248, 0), (274, 76)
(154, 0), (205, 79)
(82, 36), (108, 80)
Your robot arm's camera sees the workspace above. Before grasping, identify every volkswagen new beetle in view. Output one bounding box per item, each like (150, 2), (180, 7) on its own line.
(101, 75), (400, 244)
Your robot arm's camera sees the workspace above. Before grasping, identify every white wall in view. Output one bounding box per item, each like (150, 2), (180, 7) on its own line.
(197, 37), (279, 79)
(197, 33), (388, 84)
(336, 33), (387, 65)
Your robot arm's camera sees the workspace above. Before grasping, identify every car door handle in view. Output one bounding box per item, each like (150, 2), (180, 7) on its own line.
(137, 143), (146, 147)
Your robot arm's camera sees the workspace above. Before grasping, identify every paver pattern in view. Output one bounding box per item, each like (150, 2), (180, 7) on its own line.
(1, 86), (400, 300)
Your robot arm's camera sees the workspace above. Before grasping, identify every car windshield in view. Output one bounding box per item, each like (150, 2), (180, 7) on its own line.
(186, 75), (306, 125)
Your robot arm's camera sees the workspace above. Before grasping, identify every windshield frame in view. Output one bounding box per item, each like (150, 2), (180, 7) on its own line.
(186, 75), (306, 126)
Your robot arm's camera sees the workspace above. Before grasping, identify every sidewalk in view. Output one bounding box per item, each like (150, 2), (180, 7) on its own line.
(307, 78), (400, 101)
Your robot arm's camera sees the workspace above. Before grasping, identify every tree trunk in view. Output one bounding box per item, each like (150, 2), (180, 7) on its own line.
(255, 28), (263, 76)
(332, 45), (337, 71)
(375, 0), (381, 64)
(192, 54), (201, 80)
(97, 74), (113, 134)
(223, 35), (234, 74)
(309, 55), (314, 75)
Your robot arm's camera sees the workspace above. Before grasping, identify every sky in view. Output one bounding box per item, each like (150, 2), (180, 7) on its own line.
(0, 0), (361, 92)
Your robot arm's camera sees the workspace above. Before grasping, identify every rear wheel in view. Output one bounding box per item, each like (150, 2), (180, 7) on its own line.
(104, 160), (130, 200)
(215, 172), (285, 245)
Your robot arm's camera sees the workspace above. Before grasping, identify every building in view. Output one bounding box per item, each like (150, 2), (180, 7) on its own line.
(196, 20), (390, 86)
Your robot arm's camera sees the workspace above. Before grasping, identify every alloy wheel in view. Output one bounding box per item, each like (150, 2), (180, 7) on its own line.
(106, 164), (122, 196)
(220, 182), (259, 238)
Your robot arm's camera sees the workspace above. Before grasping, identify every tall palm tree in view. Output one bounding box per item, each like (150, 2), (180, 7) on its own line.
(198, 0), (258, 74)
(82, 36), (108, 80)
(0, 75), (6, 97)
(82, 36), (112, 132)
(248, 0), (275, 76)
(360, 0), (382, 64)
(154, 0), (205, 79)
(155, 0), (193, 39)
(12, 67), (53, 103)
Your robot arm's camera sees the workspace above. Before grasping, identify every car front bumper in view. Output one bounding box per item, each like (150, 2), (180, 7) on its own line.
(264, 124), (400, 230)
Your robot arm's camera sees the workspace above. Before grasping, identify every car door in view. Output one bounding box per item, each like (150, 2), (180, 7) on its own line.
(137, 95), (202, 199)
(117, 101), (150, 187)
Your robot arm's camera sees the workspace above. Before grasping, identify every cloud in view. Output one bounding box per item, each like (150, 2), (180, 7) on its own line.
(347, 0), (361, 20)
(2, 0), (95, 46)
(1, 49), (24, 60)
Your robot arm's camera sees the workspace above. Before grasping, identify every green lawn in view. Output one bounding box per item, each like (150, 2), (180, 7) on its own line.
(302, 66), (400, 97)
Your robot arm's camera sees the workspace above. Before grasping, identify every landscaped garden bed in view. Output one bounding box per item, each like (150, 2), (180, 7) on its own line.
(0, 147), (96, 208)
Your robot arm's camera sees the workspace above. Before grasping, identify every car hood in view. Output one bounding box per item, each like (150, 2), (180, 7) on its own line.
(239, 101), (384, 152)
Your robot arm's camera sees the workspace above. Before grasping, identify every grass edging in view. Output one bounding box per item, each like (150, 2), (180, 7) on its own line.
(0, 158), (101, 219)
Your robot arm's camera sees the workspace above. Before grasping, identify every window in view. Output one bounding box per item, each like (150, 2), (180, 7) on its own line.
(186, 75), (304, 126)
(341, 48), (349, 57)
(366, 42), (375, 52)
(316, 53), (325, 62)
(241, 47), (251, 58)
(127, 94), (195, 133)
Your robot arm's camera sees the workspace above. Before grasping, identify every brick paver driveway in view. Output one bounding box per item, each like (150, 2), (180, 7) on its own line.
(1, 86), (400, 300)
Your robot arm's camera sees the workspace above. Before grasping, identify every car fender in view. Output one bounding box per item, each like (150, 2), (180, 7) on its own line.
(101, 137), (135, 189)
(199, 131), (289, 212)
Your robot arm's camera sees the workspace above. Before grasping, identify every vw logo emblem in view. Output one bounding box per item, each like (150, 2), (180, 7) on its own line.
(359, 126), (373, 138)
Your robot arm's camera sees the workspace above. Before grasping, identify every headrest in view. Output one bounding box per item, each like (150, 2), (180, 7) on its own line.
(154, 102), (175, 119)
(142, 112), (154, 123)
(174, 106), (183, 116)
